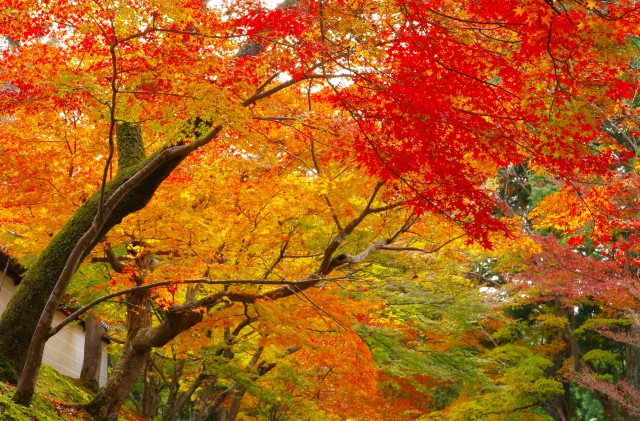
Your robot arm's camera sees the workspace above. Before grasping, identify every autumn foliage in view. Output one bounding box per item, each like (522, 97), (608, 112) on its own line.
(1, 0), (640, 419)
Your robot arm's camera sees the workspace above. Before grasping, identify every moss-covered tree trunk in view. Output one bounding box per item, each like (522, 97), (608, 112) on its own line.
(0, 122), (219, 378)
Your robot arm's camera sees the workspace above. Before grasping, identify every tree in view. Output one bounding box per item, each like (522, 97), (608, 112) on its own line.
(478, 128), (640, 418)
(1, 0), (639, 417)
(515, 180), (640, 419)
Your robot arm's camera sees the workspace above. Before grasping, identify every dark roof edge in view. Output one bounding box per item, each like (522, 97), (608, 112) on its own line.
(0, 249), (26, 284)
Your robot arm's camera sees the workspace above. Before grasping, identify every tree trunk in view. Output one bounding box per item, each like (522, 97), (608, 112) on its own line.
(595, 390), (619, 421)
(0, 121), (218, 378)
(86, 339), (150, 421)
(80, 313), (106, 392)
(141, 356), (161, 418)
(86, 286), (152, 421)
(227, 388), (246, 421)
(543, 303), (576, 421)
(195, 376), (218, 414)
(188, 386), (235, 421)
(87, 305), (205, 419)
(165, 357), (185, 416)
(625, 325), (640, 421)
(165, 373), (211, 421)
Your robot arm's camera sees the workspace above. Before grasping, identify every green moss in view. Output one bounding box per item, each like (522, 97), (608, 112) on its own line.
(37, 365), (93, 404)
(0, 362), (17, 385)
(0, 365), (144, 421)
(116, 123), (145, 169)
(0, 365), (92, 420)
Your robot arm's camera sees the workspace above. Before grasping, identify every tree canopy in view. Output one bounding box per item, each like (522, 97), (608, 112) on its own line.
(1, 0), (640, 420)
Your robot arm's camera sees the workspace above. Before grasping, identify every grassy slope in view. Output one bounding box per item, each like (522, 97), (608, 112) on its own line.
(0, 365), (143, 421)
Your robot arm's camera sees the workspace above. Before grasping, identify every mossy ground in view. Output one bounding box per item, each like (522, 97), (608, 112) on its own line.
(0, 365), (143, 421)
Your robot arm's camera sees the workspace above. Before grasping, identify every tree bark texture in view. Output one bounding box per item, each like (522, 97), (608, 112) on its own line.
(226, 388), (246, 421)
(141, 356), (161, 418)
(165, 372), (210, 421)
(85, 287), (152, 421)
(87, 306), (204, 419)
(80, 313), (107, 392)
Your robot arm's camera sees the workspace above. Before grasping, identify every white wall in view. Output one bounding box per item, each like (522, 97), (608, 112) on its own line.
(100, 342), (108, 386)
(43, 311), (87, 379)
(0, 273), (18, 313)
(0, 274), (108, 386)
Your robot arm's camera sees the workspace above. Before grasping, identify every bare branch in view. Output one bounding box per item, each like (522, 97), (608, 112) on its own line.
(327, 214), (417, 272)
(49, 276), (349, 337)
(242, 53), (350, 106)
(310, 140), (343, 231)
(381, 233), (466, 254)
(103, 244), (124, 273)
(262, 238), (290, 279)
(368, 201), (404, 213)
(102, 333), (125, 344)
(118, 90), (198, 100)
(318, 180), (386, 274)
(97, 42), (119, 220)
(292, 285), (348, 330)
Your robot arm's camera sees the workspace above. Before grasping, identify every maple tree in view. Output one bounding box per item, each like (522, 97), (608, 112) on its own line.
(1, 0), (640, 419)
(79, 206), (502, 420)
(515, 212), (640, 417)
(470, 124), (640, 418)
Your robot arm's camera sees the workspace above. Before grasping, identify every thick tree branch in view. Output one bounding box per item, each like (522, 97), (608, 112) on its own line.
(318, 180), (386, 274)
(50, 276), (349, 337)
(103, 244), (124, 273)
(327, 214), (417, 272)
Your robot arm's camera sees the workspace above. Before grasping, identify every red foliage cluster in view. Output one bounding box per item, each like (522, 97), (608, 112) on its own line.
(512, 235), (638, 308)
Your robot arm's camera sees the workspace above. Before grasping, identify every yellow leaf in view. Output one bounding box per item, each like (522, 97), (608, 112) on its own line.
(514, 6), (526, 16)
